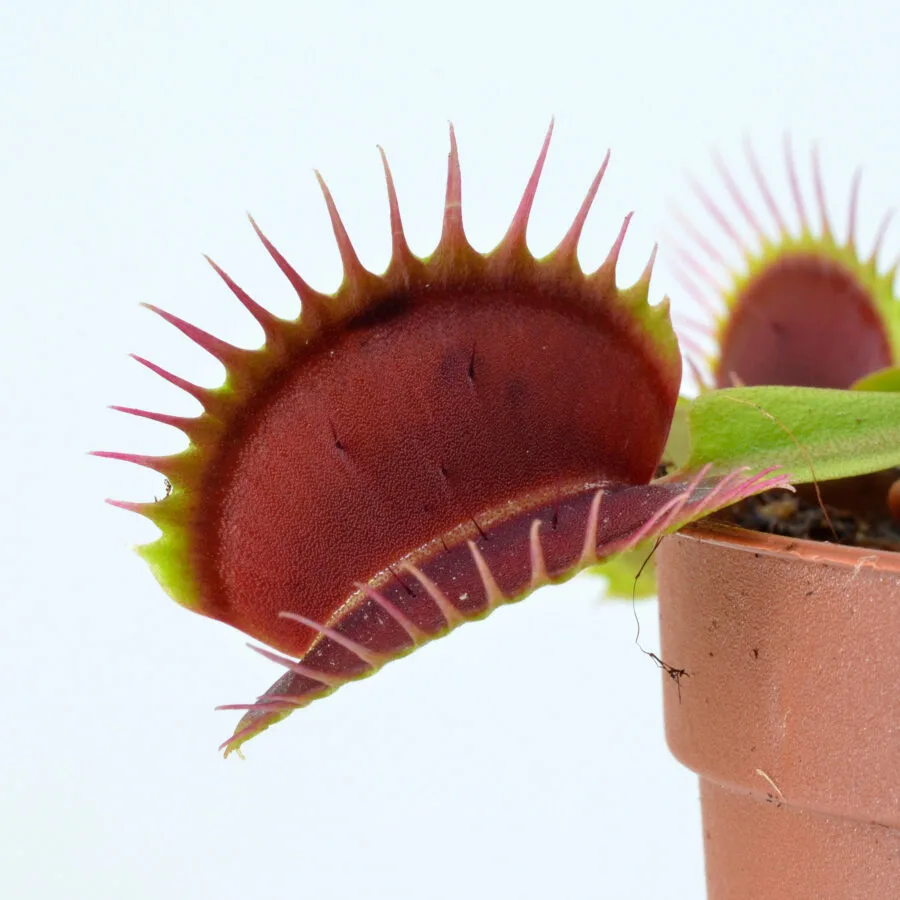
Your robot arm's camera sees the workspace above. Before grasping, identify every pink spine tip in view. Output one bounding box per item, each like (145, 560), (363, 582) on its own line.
(868, 208), (895, 264)
(598, 211), (632, 274)
(684, 353), (713, 393)
(104, 497), (151, 515)
(639, 243), (658, 285)
(377, 145), (414, 267)
(247, 643), (344, 687)
(465, 542), (507, 611)
(400, 562), (467, 627)
(783, 135), (809, 233)
(674, 325), (711, 361)
(203, 254), (282, 337)
(314, 170), (369, 285)
(278, 611), (386, 667)
(673, 245), (721, 292)
(847, 169), (861, 247)
(216, 699), (301, 714)
(246, 214), (327, 324)
(90, 450), (177, 477)
(810, 145), (832, 236)
(689, 171), (746, 252)
(670, 204), (728, 268)
(130, 354), (210, 407)
(141, 303), (243, 366)
(713, 149), (766, 240)
(355, 581), (427, 645)
(109, 404), (198, 435)
(503, 119), (555, 252)
(528, 519), (549, 587)
(553, 151), (610, 267)
(439, 122), (468, 250)
(579, 488), (604, 565)
(667, 257), (721, 320)
(744, 137), (788, 234)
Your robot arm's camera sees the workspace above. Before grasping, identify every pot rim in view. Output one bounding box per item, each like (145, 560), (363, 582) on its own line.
(675, 520), (900, 575)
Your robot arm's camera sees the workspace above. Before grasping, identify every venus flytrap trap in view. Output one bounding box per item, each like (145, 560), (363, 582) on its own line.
(97, 125), (900, 756)
(670, 139), (900, 390)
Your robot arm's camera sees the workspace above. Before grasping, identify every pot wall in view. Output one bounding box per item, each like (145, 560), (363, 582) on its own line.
(657, 523), (900, 900)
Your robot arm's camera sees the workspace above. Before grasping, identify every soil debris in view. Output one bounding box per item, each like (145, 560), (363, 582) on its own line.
(720, 487), (900, 552)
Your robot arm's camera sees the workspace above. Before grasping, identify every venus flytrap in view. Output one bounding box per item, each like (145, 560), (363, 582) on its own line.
(98, 126), (900, 754)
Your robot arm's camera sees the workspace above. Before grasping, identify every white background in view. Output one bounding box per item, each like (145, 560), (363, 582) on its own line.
(3, 3), (899, 898)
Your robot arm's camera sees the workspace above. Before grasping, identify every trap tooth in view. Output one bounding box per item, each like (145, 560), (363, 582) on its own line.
(426, 124), (486, 287)
(248, 643), (346, 688)
(547, 152), (610, 271)
(106, 495), (187, 528)
(376, 146), (417, 272)
(591, 211), (632, 288)
(439, 124), (469, 255)
(810, 145), (832, 237)
(106, 498), (156, 517)
(784, 136), (810, 234)
(496, 120), (555, 259)
(142, 303), (249, 370)
(400, 561), (468, 628)
(689, 172), (744, 252)
(203, 255), (288, 349)
(109, 405), (213, 444)
(711, 148), (766, 242)
(314, 170), (378, 302)
(528, 519), (550, 588)
(130, 354), (217, 411)
(846, 169), (862, 246)
(745, 138), (788, 234)
(279, 611), (390, 669)
(91, 450), (184, 480)
(464, 541), (508, 611)
(247, 214), (332, 331)
(640, 244), (659, 285)
(867, 208), (896, 266)
(355, 580), (428, 645)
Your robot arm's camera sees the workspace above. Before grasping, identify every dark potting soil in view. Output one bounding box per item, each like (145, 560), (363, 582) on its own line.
(720, 488), (900, 553)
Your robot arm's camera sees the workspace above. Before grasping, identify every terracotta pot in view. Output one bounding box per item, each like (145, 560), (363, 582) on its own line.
(656, 521), (900, 900)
